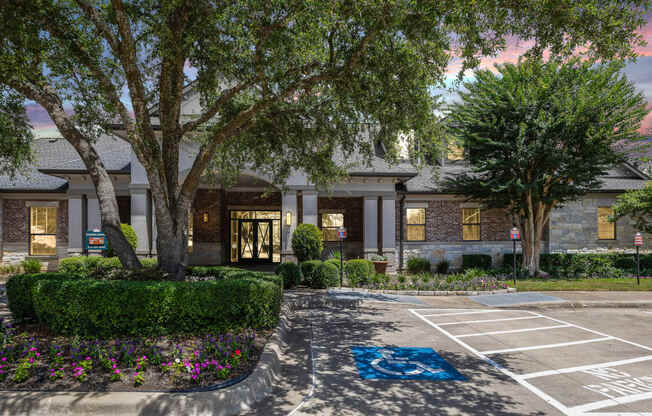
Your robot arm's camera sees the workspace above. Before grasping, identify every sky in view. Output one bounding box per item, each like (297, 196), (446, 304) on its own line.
(27, 14), (652, 137)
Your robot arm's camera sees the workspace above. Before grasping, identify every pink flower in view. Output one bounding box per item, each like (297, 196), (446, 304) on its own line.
(114, 369), (120, 374)
(112, 364), (117, 369)
(1, 357), (6, 362)
(29, 347), (37, 352)
(134, 372), (139, 376)
(192, 374), (197, 380)
(36, 352), (41, 357)
(29, 357), (34, 363)
(85, 357), (91, 361)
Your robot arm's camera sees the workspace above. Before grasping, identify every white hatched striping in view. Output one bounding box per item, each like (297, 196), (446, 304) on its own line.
(521, 355), (652, 380)
(456, 324), (572, 338)
(570, 391), (652, 414)
(437, 315), (543, 326)
(479, 337), (613, 355)
(422, 310), (514, 317)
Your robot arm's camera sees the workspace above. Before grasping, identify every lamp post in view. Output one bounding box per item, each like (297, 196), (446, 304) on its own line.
(635, 232), (643, 286)
(510, 227), (520, 286)
(338, 226), (347, 287)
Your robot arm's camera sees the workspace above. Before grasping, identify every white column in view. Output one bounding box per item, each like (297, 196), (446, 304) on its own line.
(382, 196), (397, 274)
(302, 190), (318, 226)
(67, 195), (83, 255)
(363, 196), (378, 259)
(281, 191), (298, 262)
(130, 188), (150, 255)
(87, 197), (101, 231)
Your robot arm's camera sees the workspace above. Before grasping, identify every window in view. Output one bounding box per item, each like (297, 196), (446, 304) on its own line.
(448, 143), (465, 161)
(321, 213), (344, 241)
(406, 208), (426, 241)
(597, 207), (615, 240)
(188, 212), (194, 252)
(462, 208), (481, 241)
(29, 206), (57, 256)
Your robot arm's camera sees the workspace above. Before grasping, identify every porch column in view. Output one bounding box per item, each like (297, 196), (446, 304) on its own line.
(281, 191), (298, 263)
(363, 196), (378, 259)
(302, 190), (318, 226)
(130, 187), (150, 255)
(87, 196), (101, 231)
(67, 195), (83, 255)
(381, 196), (397, 274)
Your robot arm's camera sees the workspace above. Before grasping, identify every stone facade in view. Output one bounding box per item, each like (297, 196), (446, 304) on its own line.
(193, 189), (223, 244)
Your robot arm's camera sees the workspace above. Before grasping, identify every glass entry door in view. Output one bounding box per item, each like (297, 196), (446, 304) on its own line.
(237, 219), (273, 263)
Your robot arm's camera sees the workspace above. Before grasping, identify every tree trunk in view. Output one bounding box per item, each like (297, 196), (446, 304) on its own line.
(151, 187), (192, 280)
(519, 202), (549, 277)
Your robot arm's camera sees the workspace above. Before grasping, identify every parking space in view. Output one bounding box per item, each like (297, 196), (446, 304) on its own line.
(411, 308), (652, 416)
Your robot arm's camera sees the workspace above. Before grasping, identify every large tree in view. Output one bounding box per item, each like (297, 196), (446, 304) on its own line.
(0, 1), (649, 278)
(444, 59), (648, 276)
(612, 180), (652, 234)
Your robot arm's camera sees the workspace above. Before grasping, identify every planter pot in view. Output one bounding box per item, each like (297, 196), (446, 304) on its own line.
(373, 261), (388, 275)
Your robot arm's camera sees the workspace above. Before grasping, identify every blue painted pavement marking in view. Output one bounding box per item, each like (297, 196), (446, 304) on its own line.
(351, 346), (466, 380)
(328, 289), (425, 305)
(469, 291), (564, 307)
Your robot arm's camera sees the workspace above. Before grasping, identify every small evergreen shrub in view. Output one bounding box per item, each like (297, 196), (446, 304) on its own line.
(325, 258), (342, 273)
(300, 260), (323, 286)
(311, 262), (339, 289)
(275, 262), (301, 289)
(6, 273), (85, 322)
(406, 257), (430, 274)
(106, 224), (138, 257)
(344, 259), (373, 287)
(435, 260), (450, 274)
(21, 259), (42, 274)
(462, 254), (492, 270)
(291, 224), (323, 262)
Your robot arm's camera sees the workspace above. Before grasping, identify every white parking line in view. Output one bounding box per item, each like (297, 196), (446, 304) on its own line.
(480, 337), (613, 355)
(422, 310), (509, 317)
(457, 324), (572, 338)
(410, 308), (652, 416)
(521, 355), (652, 380)
(437, 315), (543, 326)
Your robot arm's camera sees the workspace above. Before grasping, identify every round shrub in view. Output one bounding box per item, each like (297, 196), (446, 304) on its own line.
(21, 258), (42, 274)
(300, 260), (322, 286)
(311, 262), (339, 289)
(275, 262), (301, 289)
(325, 258), (342, 272)
(344, 259), (373, 287)
(106, 223), (138, 257)
(291, 224), (323, 262)
(407, 257), (430, 274)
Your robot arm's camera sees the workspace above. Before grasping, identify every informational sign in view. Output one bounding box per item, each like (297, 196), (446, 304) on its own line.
(85, 230), (107, 251)
(510, 227), (520, 240)
(351, 346), (466, 380)
(338, 226), (347, 239)
(635, 232), (643, 246)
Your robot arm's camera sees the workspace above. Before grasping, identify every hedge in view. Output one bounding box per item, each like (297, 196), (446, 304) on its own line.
(58, 256), (158, 278)
(407, 257), (431, 274)
(344, 259), (373, 287)
(503, 253), (634, 277)
(311, 262), (339, 289)
(462, 254), (492, 270)
(6, 273), (85, 322)
(300, 260), (322, 286)
(275, 262), (301, 289)
(186, 266), (283, 287)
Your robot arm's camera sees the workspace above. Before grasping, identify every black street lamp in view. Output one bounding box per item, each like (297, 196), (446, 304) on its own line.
(510, 227), (520, 286)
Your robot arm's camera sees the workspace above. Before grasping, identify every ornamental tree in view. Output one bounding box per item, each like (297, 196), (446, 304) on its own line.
(444, 59), (648, 276)
(0, 1), (649, 278)
(612, 181), (652, 234)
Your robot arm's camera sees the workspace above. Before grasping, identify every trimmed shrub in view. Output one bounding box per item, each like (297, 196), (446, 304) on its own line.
(462, 254), (492, 270)
(300, 260), (322, 286)
(325, 258), (342, 272)
(311, 262), (339, 289)
(291, 224), (323, 262)
(435, 260), (450, 274)
(275, 262), (301, 289)
(106, 224), (138, 257)
(503, 253), (633, 277)
(407, 257), (430, 274)
(6, 273), (85, 322)
(59, 256), (158, 278)
(186, 266), (282, 286)
(21, 259), (42, 274)
(30, 276), (281, 337)
(344, 259), (373, 287)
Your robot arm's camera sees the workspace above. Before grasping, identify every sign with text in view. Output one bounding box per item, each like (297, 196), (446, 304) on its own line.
(338, 226), (347, 239)
(635, 232), (643, 246)
(510, 227), (520, 241)
(85, 230), (108, 251)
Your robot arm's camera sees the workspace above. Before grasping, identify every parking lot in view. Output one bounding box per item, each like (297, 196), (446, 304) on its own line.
(249, 295), (652, 416)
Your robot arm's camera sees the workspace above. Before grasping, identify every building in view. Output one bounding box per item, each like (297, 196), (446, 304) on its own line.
(0, 92), (648, 272)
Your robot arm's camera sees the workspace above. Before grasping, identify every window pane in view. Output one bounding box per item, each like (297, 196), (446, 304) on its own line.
(407, 225), (425, 241)
(463, 224), (480, 241)
(462, 208), (480, 224)
(597, 207), (615, 240)
(406, 208), (425, 225)
(323, 228), (339, 241)
(45, 207), (57, 234)
(30, 235), (56, 256)
(322, 213), (343, 227)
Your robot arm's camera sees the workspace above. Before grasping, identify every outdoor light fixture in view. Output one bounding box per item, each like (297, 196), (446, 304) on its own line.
(203, 212), (209, 223)
(285, 211), (292, 226)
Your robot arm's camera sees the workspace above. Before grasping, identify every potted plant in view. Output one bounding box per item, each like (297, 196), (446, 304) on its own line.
(370, 254), (388, 274)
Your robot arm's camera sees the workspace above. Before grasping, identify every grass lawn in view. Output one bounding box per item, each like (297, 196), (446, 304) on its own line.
(507, 277), (652, 291)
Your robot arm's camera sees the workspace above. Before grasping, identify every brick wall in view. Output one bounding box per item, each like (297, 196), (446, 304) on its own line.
(3, 199), (27, 243)
(193, 190), (222, 243)
(57, 200), (68, 244)
(318, 197), (363, 242)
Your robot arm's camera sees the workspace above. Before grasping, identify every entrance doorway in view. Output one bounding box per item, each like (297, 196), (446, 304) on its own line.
(230, 210), (281, 264)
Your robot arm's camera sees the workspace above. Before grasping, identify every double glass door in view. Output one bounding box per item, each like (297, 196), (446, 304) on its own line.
(238, 219), (273, 263)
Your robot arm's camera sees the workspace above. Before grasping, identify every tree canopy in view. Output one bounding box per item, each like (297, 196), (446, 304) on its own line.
(1, 0), (650, 276)
(444, 58), (648, 275)
(612, 180), (652, 234)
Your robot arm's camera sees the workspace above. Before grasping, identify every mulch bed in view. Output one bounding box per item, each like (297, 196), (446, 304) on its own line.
(0, 321), (272, 392)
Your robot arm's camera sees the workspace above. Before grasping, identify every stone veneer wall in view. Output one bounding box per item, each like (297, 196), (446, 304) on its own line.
(550, 193), (641, 252)
(318, 197), (364, 260)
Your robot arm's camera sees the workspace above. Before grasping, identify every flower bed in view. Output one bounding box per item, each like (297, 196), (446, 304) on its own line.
(362, 268), (509, 291)
(0, 317), (270, 391)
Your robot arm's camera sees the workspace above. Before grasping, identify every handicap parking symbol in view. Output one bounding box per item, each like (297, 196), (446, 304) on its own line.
(351, 346), (466, 380)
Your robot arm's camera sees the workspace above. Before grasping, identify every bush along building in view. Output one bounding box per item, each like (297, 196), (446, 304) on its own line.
(0, 93), (648, 273)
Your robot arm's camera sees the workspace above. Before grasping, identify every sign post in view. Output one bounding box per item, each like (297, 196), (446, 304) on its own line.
(85, 229), (108, 254)
(635, 232), (643, 286)
(338, 226), (347, 287)
(510, 227), (520, 286)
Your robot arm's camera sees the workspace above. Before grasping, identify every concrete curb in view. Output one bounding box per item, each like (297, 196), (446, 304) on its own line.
(500, 300), (652, 310)
(330, 287), (516, 296)
(0, 306), (294, 416)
